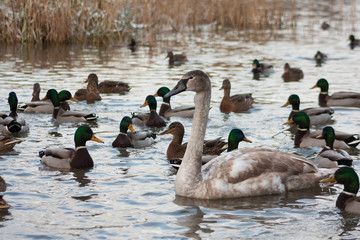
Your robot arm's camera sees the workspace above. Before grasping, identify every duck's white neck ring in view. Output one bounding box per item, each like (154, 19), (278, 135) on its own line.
(76, 146), (86, 150)
(320, 92), (328, 94)
(325, 145), (331, 149)
(162, 102), (170, 106)
(342, 191), (356, 196)
(297, 128), (308, 131)
(120, 132), (127, 135)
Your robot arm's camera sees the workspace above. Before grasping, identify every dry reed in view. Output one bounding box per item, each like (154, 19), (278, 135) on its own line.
(0, 0), (298, 45)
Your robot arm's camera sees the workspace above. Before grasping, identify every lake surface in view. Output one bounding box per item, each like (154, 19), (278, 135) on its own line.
(0, 10), (360, 239)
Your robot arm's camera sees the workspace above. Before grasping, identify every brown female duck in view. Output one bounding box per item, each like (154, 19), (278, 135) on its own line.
(220, 79), (253, 113)
(0, 176), (10, 209)
(86, 73), (130, 94)
(74, 77), (102, 102)
(166, 52), (188, 65)
(281, 63), (304, 82)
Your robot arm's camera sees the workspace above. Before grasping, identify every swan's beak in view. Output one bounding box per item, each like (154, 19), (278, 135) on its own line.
(128, 124), (135, 133)
(91, 135), (104, 143)
(281, 101), (290, 107)
(165, 78), (188, 98)
(140, 100), (148, 108)
(283, 119), (294, 125)
(310, 84), (318, 89)
(316, 133), (323, 139)
(244, 137), (252, 143)
(159, 129), (170, 135)
(70, 97), (78, 102)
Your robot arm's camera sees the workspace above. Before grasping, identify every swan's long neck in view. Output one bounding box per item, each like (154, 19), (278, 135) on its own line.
(175, 90), (211, 192)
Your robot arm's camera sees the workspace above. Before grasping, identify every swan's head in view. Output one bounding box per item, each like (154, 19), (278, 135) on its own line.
(165, 70), (211, 98)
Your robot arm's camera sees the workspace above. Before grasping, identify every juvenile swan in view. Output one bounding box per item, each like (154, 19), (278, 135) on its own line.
(164, 70), (333, 199)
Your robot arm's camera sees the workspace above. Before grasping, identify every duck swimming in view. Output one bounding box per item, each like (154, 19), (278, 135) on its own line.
(132, 95), (166, 127)
(220, 79), (253, 113)
(154, 87), (195, 118)
(112, 116), (156, 148)
(0, 176), (10, 209)
(349, 34), (360, 49)
(311, 78), (360, 108)
(281, 63), (304, 82)
(315, 126), (352, 168)
(85, 73), (130, 94)
(284, 112), (360, 149)
(39, 126), (103, 169)
(166, 52), (188, 65)
(314, 51), (327, 67)
(74, 78), (102, 102)
(252, 59), (274, 79)
(164, 70), (333, 199)
(321, 167), (360, 214)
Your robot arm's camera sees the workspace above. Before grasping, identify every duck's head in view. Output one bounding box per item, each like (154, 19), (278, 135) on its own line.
(141, 95), (157, 111)
(43, 89), (60, 107)
(58, 90), (78, 102)
(311, 78), (329, 92)
(282, 94), (300, 110)
(349, 34), (355, 41)
(87, 80), (100, 94)
(315, 51), (322, 59)
(74, 125), (103, 148)
(120, 116), (135, 133)
(220, 79), (231, 90)
(227, 128), (252, 152)
(284, 111), (310, 129)
(8, 92), (18, 112)
(316, 126), (335, 149)
(33, 83), (41, 96)
(284, 63), (290, 72)
(321, 167), (359, 194)
(159, 121), (184, 138)
(253, 59), (260, 69)
(166, 51), (174, 59)
(85, 73), (99, 84)
(154, 87), (171, 103)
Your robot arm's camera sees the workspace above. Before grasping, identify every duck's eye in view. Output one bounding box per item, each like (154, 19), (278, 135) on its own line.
(189, 76), (193, 79)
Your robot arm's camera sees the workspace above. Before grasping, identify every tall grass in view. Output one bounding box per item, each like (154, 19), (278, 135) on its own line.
(0, 0), (298, 45)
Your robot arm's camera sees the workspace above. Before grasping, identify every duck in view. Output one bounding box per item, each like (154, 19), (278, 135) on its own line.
(39, 125), (103, 169)
(321, 167), (360, 214)
(128, 38), (137, 52)
(154, 87), (195, 118)
(349, 34), (360, 49)
(281, 63), (304, 82)
(252, 59), (275, 79)
(284, 112), (360, 149)
(282, 94), (334, 125)
(314, 126), (352, 168)
(311, 78), (360, 107)
(0, 135), (21, 151)
(74, 77), (102, 102)
(132, 95), (166, 127)
(85, 73), (130, 94)
(22, 90), (77, 113)
(0, 176), (10, 209)
(112, 116), (156, 148)
(44, 89), (97, 124)
(31, 83), (41, 101)
(163, 70), (333, 199)
(1, 92), (29, 135)
(220, 79), (254, 113)
(166, 51), (188, 65)
(321, 21), (330, 30)
(314, 51), (327, 67)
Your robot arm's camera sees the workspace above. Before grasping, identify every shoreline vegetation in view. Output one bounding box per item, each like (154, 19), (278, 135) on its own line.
(0, 0), (298, 46)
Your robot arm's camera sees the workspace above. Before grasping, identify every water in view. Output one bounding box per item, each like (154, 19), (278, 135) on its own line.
(1, 17), (360, 240)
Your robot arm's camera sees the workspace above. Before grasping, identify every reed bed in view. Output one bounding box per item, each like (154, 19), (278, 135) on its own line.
(0, 0), (299, 45)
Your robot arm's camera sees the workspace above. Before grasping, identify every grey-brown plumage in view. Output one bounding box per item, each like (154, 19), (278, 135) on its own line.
(220, 79), (253, 113)
(166, 51), (188, 65)
(281, 63), (304, 82)
(86, 73), (130, 94)
(74, 78), (102, 102)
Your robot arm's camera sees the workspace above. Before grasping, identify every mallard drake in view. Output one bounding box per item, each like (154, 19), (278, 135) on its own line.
(22, 90), (77, 113)
(1, 92), (29, 135)
(166, 51), (188, 65)
(0, 135), (21, 151)
(284, 112), (360, 149)
(85, 73), (130, 94)
(220, 79), (254, 113)
(0, 176), (10, 209)
(44, 89), (97, 124)
(349, 35), (360, 49)
(112, 116), (156, 148)
(74, 77), (102, 102)
(39, 126), (103, 169)
(132, 95), (166, 127)
(154, 87), (195, 118)
(314, 51), (327, 67)
(252, 59), (275, 79)
(282, 94), (334, 125)
(321, 167), (360, 214)
(311, 78), (360, 107)
(163, 70), (333, 199)
(315, 126), (352, 168)
(281, 63), (304, 82)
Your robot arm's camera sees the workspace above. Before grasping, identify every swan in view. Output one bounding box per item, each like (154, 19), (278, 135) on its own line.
(164, 70), (333, 199)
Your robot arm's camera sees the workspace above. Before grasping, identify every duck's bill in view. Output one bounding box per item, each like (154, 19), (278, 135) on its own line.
(244, 137), (252, 143)
(310, 84), (318, 89)
(281, 101), (290, 107)
(91, 135), (104, 143)
(316, 134), (323, 139)
(283, 119), (294, 125)
(128, 124), (135, 133)
(70, 97), (78, 102)
(164, 79), (188, 98)
(140, 100), (148, 108)
(320, 175), (336, 188)
(153, 93), (159, 97)
(159, 129), (170, 135)
(41, 96), (47, 101)
(84, 78), (89, 83)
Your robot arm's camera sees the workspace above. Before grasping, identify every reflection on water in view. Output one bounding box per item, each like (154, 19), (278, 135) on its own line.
(0, 5), (360, 239)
